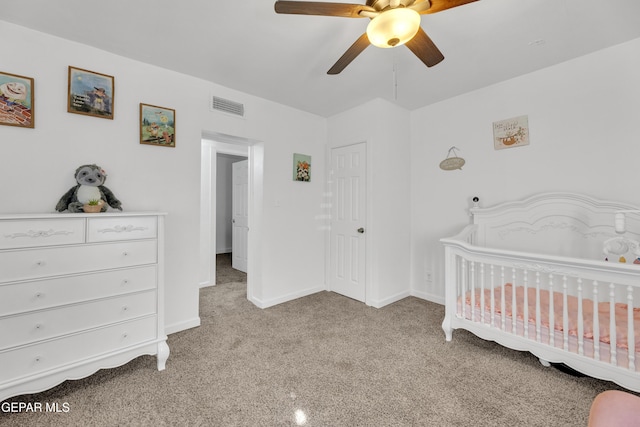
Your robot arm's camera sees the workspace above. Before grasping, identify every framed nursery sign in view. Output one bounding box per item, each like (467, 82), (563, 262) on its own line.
(67, 66), (114, 119)
(493, 115), (529, 150)
(293, 153), (311, 182)
(140, 103), (176, 147)
(0, 70), (34, 128)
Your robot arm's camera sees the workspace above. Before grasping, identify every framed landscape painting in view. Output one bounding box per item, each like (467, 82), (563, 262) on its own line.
(0, 70), (34, 128)
(67, 66), (114, 119)
(140, 103), (175, 147)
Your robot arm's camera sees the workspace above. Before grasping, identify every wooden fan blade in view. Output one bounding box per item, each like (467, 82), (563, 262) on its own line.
(327, 33), (370, 75)
(274, 1), (375, 18)
(412, 0), (478, 14)
(405, 27), (444, 67)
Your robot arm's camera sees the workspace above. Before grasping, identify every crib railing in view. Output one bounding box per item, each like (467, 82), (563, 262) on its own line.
(442, 235), (640, 391)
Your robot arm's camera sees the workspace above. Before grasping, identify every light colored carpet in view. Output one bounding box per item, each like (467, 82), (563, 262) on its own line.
(0, 275), (632, 426)
(216, 253), (247, 285)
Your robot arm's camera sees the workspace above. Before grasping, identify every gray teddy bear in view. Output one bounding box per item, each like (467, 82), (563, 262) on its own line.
(55, 164), (122, 213)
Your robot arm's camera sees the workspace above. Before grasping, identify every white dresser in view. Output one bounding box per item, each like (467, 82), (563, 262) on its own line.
(0, 212), (169, 402)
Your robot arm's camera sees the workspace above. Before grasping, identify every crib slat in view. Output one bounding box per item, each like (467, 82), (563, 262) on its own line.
(523, 270), (529, 339)
(592, 281), (600, 361)
(562, 276), (569, 352)
(535, 272), (541, 343)
(512, 268), (517, 333)
(480, 263), (486, 324)
(490, 265), (495, 328)
(460, 258), (467, 318)
(501, 266), (506, 331)
(548, 274), (554, 347)
(454, 255), (459, 316)
(577, 278), (584, 356)
(470, 261), (476, 321)
(628, 285), (635, 371)
(609, 283), (617, 366)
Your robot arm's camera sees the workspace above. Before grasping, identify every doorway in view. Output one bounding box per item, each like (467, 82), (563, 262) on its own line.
(215, 154), (248, 282)
(200, 133), (263, 306)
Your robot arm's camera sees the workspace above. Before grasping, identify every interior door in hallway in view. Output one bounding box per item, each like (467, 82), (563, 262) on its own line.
(330, 142), (366, 302)
(232, 160), (249, 273)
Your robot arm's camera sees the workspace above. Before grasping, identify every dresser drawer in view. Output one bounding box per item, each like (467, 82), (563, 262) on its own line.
(0, 266), (157, 316)
(0, 290), (157, 349)
(0, 316), (158, 385)
(87, 216), (157, 242)
(0, 218), (85, 250)
(0, 240), (157, 283)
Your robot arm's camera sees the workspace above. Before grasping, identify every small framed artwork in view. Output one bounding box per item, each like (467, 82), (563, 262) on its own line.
(293, 153), (311, 182)
(68, 66), (114, 119)
(493, 115), (529, 150)
(0, 70), (35, 128)
(140, 103), (176, 147)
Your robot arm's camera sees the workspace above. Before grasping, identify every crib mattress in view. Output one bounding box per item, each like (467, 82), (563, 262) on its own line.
(460, 284), (640, 368)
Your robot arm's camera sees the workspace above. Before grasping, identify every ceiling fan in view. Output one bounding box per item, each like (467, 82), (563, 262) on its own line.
(274, 0), (478, 74)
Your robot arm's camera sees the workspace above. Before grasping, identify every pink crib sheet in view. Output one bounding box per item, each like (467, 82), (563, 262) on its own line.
(464, 283), (640, 350)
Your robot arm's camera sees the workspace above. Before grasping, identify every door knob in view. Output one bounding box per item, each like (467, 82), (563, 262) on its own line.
(357, 227), (365, 234)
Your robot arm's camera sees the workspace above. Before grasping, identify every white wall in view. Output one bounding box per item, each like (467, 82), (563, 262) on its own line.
(327, 99), (412, 307)
(257, 118), (327, 306)
(409, 37), (640, 304)
(0, 21), (327, 331)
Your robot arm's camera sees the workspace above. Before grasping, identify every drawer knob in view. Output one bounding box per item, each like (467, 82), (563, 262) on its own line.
(35, 356), (42, 363)
(35, 323), (42, 329)
(122, 279), (129, 285)
(122, 252), (129, 256)
(35, 292), (43, 298)
(123, 306), (128, 311)
(36, 260), (45, 266)
(123, 333), (128, 339)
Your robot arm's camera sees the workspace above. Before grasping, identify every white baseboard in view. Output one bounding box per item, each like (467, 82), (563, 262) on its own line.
(249, 285), (325, 309)
(368, 290), (411, 308)
(165, 317), (201, 335)
(411, 289), (444, 305)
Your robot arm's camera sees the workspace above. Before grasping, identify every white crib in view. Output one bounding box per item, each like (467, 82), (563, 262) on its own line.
(441, 192), (640, 392)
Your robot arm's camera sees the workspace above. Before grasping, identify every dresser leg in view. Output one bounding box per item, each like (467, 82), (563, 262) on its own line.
(157, 341), (170, 371)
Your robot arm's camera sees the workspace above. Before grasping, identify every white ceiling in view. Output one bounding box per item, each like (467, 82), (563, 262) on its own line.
(3, 0), (640, 117)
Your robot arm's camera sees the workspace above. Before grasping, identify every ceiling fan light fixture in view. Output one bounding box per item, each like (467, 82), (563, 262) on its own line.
(366, 8), (421, 48)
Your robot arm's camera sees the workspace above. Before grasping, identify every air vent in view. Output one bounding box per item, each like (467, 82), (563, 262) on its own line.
(211, 96), (245, 117)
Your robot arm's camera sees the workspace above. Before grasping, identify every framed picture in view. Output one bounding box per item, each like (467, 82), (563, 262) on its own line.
(0, 70), (34, 128)
(493, 115), (529, 150)
(140, 103), (175, 147)
(68, 66), (114, 119)
(293, 153), (311, 182)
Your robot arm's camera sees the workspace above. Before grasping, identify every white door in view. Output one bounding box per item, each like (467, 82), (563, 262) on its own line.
(232, 160), (249, 273)
(330, 142), (367, 302)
